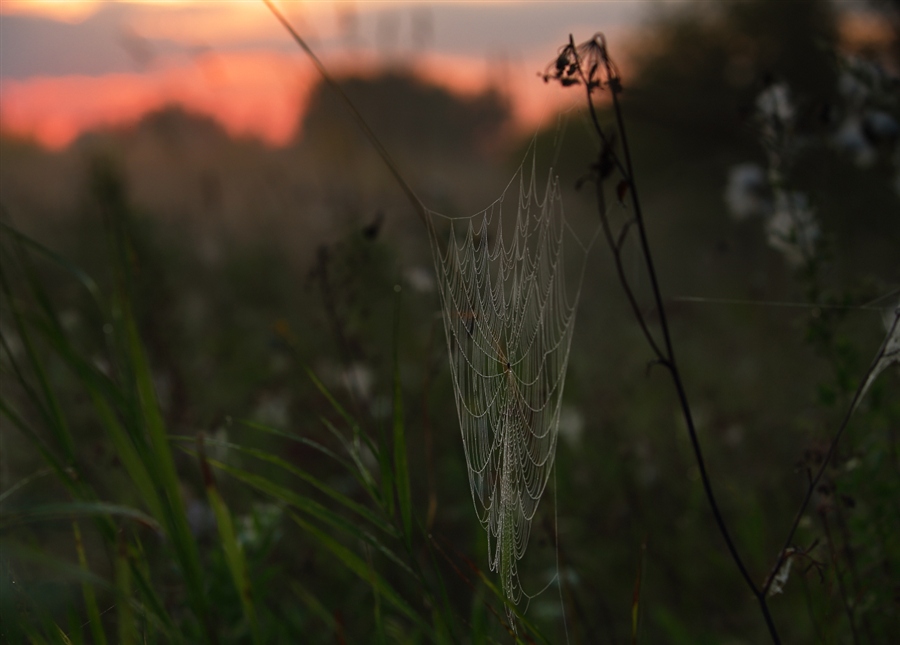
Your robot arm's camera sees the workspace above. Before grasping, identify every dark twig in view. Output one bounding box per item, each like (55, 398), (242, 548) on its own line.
(764, 310), (900, 599)
(545, 34), (781, 643)
(820, 512), (862, 645)
(262, 0), (427, 226)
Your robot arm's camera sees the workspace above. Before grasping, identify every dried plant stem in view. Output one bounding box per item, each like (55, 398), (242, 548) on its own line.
(577, 43), (783, 644)
(262, 0), (427, 225)
(820, 513), (862, 645)
(765, 311), (900, 595)
(579, 35), (898, 643)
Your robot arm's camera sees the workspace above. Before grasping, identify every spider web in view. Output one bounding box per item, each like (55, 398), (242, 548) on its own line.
(425, 153), (590, 617)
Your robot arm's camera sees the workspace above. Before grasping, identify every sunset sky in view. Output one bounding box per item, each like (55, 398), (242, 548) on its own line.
(0, 0), (663, 149)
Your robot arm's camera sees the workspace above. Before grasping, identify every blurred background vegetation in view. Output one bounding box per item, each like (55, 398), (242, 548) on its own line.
(1, 0), (898, 643)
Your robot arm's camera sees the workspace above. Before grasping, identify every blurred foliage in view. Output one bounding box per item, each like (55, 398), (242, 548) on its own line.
(299, 72), (512, 160)
(629, 0), (838, 136)
(1, 0), (899, 643)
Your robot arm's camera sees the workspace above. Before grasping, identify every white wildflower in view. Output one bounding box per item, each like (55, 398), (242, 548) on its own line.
(838, 69), (869, 104)
(756, 83), (794, 124)
(765, 192), (819, 266)
(404, 265), (435, 293)
(767, 549), (795, 596)
(856, 298), (899, 408)
(725, 163), (770, 220)
(253, 391), (290, 427)
(833, 117), (876, 167)
(558, 405), (584, 447)
(342, 363), (374, 402)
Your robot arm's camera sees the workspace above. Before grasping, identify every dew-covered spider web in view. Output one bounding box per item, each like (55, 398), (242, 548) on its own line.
(425, 149), (594, 623)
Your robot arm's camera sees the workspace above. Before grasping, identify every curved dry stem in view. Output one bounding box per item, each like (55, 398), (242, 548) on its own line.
(566, 32), (782, 644)
(764, 310), (900, 597)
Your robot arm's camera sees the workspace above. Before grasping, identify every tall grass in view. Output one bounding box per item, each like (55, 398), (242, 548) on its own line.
(2, 4), (898, 643)
(0, 158), (550, 642)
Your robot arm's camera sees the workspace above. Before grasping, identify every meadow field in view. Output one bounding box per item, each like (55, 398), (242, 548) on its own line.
(1, 1), (898, 643)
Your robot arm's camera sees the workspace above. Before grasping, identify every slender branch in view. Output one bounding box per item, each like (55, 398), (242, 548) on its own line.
(556, 33), (783, 643)
(590, 144), (665, 361)
(820, 513), (862, 645)
(764, 310), (900, 596)
(261, 0), (428, 227)
(606, 61), (784, 645)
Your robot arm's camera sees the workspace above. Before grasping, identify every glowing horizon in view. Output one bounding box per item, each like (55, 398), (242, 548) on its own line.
(0, 1), (594, 150)
(0, 46), (583, 150)
(20, 2), (890, 151)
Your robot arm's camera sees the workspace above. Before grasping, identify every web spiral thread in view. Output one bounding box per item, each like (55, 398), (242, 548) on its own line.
(426, 157), (586, 616)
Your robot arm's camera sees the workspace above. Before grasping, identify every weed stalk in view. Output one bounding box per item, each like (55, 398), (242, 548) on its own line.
(544, 34), (783, 643)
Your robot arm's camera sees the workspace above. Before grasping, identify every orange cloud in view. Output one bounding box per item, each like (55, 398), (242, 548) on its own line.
(0, 51), (314, 148)
(0, 46), (575, 150)
(1, 0), (103, 23)
(131, 2), (285, 46)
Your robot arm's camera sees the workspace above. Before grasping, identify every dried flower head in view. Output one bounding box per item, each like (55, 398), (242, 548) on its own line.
(542, 33), (620, 93)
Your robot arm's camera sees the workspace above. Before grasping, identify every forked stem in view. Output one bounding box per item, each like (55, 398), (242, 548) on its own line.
(564, 35), (783, 643)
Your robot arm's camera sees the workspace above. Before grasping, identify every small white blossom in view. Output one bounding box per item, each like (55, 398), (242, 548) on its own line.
(557, 405), (584, 447)
(838, 69), (869, 104)
(833, 117), (876, 167)
(767, 549), (795, 596)
(725, 163), (770, 220)
(765, 192), (819, 266)
(343, 363), (374, 402)
(756, 83), (794, 124)
(404, 266), (435, 293)
(880, 299), (900, 364)
(253, 391), (290, 427)
(856, 299), (900, 408)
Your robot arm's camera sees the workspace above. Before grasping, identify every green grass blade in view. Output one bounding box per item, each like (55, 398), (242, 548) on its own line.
(305, 367), (358, 430)
(239, 417), (386, 509)
(0, 247), (76, 462)
(89, 393), (164, 522)
(53, 624), (73, 645)
(365, 544), (387, 645)
(5, 539), (114, 599)
(423, 535), (459, 643)
(306, 364), (383, 465)
(120, 310), (211, 636)
(307, 368), (382, 470)
(392, 287), (412, 544)
(30, 313), (126, 411)
(289, 512), (434, 639)
(128, 538), (178, 640)
(178, 434), (396, 535)
(198, 438), (262, 645)
(430, 537), (550, 644)
(5, 539), (172, 640)
(238, 418), (355, 472)
(0, 467), (53, 505)
(290, 580), (338, 634)
(0, 400), (71, 485)
(115, 535), (137, 645)
(632, 540), (647, 645)
(72, 522), (108, 645)
(66, 608), (85, 645)
(377, 417), (395, 520)
(201, 455), (414, 577)
(18, 621), (49, 645)
(320, 416), (381, 502)
(0, 220), (104, 310)
(1, 502), (160, 531)
(25, 298), (164, 522)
